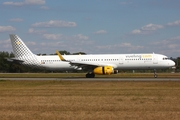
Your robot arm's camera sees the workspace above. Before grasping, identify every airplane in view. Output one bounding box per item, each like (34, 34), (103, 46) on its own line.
(8, 34), (175, 78)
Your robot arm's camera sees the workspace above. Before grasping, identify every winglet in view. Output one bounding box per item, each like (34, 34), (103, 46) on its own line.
(56, 50), (66, 61)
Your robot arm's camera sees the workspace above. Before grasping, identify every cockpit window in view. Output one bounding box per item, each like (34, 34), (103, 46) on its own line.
(163, 57), (170, 60)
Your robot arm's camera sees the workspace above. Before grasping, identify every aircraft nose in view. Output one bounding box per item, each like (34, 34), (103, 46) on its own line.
(170, 60), (175, 66)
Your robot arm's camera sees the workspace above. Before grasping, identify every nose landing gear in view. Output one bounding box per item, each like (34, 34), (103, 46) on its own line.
(154, 69), (158, 78)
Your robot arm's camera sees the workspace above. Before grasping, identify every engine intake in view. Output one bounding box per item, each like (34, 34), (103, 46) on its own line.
(93, 66), (114, 75)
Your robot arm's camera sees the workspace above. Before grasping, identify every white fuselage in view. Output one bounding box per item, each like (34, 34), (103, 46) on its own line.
(9, 34), (175, 78)
(22, 53), (175, 71)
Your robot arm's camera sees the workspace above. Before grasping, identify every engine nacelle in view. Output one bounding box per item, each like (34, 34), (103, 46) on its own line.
(93, 66), (114, 75)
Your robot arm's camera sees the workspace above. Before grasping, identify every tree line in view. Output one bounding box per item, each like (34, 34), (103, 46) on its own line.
(0, 51), (179, 73)
(0, 51), (42, 73)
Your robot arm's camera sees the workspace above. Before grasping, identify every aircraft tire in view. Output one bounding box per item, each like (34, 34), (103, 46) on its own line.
(154, 74), (158, 78)
(86, 73), (95, 78)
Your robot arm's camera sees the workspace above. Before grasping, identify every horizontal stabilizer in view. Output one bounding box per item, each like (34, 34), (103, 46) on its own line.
(5, 58), (24, 63)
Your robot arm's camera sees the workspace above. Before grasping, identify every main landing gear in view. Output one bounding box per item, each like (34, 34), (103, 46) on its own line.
(86, 72), (95, 78)
(153, 69), (158, 78)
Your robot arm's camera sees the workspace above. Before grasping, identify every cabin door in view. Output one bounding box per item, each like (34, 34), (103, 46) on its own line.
(153, 54), (158, 64)
(119, 55), (124, 64)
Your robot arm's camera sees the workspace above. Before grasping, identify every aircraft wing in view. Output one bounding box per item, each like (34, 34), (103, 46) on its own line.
(56, 50), (117, 69)
(69, 61), (117, 68)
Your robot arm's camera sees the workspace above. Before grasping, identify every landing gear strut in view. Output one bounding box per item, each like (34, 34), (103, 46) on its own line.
(86, 72), (95, 78)
(153, 69), (158, 78)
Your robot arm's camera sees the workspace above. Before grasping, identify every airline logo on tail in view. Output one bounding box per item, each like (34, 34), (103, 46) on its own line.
(16, 41), (21, 45)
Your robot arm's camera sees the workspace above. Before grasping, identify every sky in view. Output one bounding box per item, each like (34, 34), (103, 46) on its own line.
(0, 0), (180, 57)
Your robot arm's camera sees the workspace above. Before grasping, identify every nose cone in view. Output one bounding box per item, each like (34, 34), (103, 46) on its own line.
(169, 60), (175, 66)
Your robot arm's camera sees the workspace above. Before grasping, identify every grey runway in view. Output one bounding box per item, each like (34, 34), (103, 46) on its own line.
(0, 78), (180, 81)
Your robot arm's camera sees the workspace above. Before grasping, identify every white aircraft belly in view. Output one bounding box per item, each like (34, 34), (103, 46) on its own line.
(42, 62), (73, 70)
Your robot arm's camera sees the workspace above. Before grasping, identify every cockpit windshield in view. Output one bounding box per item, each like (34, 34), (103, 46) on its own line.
(163, 57), (170, 60)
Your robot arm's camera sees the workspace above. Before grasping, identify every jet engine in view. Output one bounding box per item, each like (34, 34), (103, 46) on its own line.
(93, 66), (114, 75)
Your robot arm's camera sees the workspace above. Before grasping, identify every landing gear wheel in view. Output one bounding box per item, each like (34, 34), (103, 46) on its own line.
(153, 69), (158, 78)
(154, 74), (158, 78)
(86, 73), (95, 78)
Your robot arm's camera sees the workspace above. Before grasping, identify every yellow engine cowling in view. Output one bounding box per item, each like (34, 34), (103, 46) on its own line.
(93, 66), (114, 75)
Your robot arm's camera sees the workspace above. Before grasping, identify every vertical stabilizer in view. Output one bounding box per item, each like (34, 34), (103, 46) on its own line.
(9, 34), (41, 68)
(9, 34), (34, 58)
